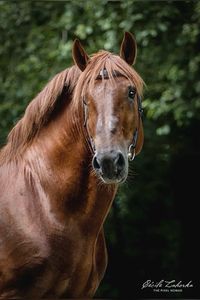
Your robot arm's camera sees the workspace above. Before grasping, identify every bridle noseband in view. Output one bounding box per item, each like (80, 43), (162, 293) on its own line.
(83, 72), (143, 161)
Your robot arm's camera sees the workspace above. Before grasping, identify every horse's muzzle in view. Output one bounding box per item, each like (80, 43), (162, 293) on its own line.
(92, 150), (127, 184)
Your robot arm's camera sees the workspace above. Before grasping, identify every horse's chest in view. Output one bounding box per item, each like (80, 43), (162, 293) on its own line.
(0, 237), (104, 298)
(47, 229), (107, 297)
(11, 229), (107, 298)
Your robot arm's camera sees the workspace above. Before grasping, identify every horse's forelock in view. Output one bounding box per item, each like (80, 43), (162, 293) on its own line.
(72, 51), (144, 107)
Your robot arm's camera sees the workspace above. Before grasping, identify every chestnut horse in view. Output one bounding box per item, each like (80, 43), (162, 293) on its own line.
(0, 32), (144, 298)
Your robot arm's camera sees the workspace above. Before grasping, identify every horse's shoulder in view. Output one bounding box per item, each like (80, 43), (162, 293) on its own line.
(0, 234), (51, 296)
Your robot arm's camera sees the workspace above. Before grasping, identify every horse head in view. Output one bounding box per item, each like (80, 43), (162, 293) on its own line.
(72, 32), (144, 184)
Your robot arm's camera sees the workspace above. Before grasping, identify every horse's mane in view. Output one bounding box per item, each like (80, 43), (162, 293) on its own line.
(0, 50), (144, 164)
(0, 65), (81, 163)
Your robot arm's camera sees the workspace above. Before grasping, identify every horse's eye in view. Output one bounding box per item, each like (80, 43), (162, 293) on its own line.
(128, 87), (136, 100)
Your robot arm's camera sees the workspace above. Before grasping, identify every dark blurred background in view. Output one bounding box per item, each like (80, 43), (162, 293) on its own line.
(0, 0), (200, 298)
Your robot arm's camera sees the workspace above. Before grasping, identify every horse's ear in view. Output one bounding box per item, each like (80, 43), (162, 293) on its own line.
(72, 39), (89, 71)
(135, 123), (144, 155)
(120, 32), (137, 65)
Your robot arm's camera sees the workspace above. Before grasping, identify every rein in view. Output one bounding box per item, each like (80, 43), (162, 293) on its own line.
(83, 70), (143, 161)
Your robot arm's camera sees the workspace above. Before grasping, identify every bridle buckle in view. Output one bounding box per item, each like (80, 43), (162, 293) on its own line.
(128, 144), (136, 161)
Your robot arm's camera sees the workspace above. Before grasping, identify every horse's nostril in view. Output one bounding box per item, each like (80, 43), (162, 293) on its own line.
(93, 151), (125, 180)
(92, 156), (101, 170)
(116, 152), (125, 170)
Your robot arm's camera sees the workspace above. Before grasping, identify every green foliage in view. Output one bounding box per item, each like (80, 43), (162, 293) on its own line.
(1, 1), (199, 141)
(0, 0), (200, 297)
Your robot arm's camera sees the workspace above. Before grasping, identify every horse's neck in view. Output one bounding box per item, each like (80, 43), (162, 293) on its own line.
(25, 101), (117, 234)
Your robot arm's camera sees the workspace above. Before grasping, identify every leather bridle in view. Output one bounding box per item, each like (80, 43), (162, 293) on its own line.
(127, 94), (143, 161)
(82, 72), (143, 161)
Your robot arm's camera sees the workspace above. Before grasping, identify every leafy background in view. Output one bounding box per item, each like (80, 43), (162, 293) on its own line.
(0, 0), (200, 298)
